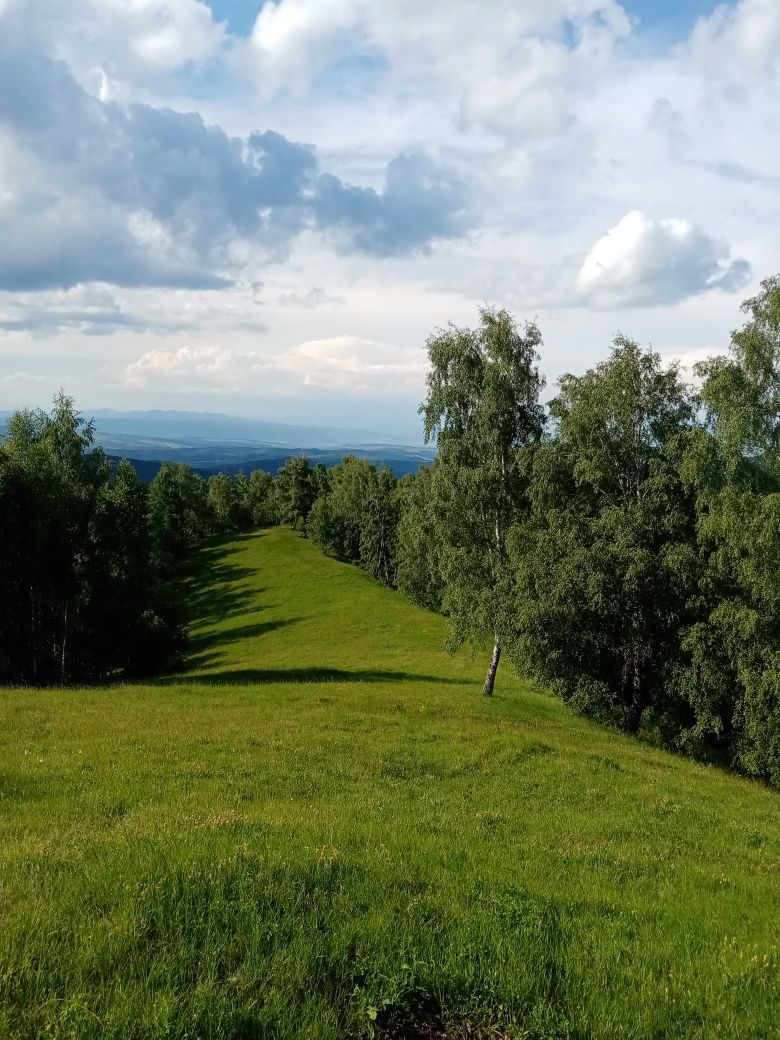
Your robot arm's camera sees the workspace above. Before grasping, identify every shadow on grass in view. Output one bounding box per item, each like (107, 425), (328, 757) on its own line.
(178, 537), (271, 629)
(180, 568), (261, 625)
(155, 667), (467, 687)
(188, 618), (301, 655)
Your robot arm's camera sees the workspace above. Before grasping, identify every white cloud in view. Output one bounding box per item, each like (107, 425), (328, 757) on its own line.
(278, 335), (425, 390)
(249, 0), (359, 94)
(122, 344), (265, 392)
(0, 0), (227, 99)
(0, 33), (467, 293)
(120, 335), (426, 394)
(1, 0), (777, 431)
(575, 211), (751, 309)
(689, 0), (780, 78)
(276, 287), (345, 308)
(658, 345), (717, 383)
(247, 0), (632, 138)
(1, 370), (48, 383)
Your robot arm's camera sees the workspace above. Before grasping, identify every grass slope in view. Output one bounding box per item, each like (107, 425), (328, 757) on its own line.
(0, 528), (778, 1039)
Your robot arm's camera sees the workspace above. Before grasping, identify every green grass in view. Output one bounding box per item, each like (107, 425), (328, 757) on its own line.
(1, 527), (778, 1039)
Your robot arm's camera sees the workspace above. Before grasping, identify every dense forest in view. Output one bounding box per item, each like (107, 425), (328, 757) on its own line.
(2, 276), (779, 787)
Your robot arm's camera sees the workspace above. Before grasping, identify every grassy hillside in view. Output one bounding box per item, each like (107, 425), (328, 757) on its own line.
(0, 528), (778, 1039)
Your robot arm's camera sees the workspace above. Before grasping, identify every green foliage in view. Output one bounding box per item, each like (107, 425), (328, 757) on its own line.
(1, 528), (777, 1040)
(274, 455), (316, 529)
(677, 276), (780, 784)
(395, 465), (446, 612)
(508, 339), (699, 734)
(149, 462), (211, 566)
(207, 472), (245, 533)
(697, 274), (780, 468)
(0, 395), (182, 683)
(307, 456), (400, 585)
(308, 455), (376, 559)
(239, 468), (276, 526)
(89, 459), (184, 677)
(421, 307), (545, 692)
(359, 465), (399, 585)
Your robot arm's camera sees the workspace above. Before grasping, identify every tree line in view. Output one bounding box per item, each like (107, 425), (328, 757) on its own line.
(2, 276), (779, 786)
(273, 278), (780, 787)
(0, 403), (401, 684)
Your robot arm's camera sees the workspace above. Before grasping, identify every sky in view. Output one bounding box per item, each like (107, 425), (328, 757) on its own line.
(0, 0), (778, 438)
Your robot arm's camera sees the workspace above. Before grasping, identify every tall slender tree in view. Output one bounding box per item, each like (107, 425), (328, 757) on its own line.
(421, 307), (545, 695)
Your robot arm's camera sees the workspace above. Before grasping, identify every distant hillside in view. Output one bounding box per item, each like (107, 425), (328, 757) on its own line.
(111, 446), (435, 481)
(86, 409), (416, 448)
(1, 407), (436, 478)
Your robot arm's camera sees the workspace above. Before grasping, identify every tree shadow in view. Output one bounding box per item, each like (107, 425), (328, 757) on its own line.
(154, 667), (467, 687)
(187, 618), (298, 655)
(178, 549), (263, 629)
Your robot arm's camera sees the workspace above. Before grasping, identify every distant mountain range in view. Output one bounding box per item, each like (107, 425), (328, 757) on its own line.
(0, 408), (436, 479)
(86, 409), (413, 448)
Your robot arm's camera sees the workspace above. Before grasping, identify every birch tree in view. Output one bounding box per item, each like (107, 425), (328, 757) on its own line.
(509, 338), (698, 732)
(421, 307), (545, 695)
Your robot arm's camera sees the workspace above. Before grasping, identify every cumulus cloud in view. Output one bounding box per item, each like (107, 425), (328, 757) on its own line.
(278, 335), (426, 390)
(689, 0), (780, 78)
(121, 336), (426, 394)
(122, 344), (264, 392)
(0, 27), (467, 293)
(316, 152), (466, 256)
(575, 211), (751, 309)
(248, 0), (632, 138)
(0, 0), (227, 99)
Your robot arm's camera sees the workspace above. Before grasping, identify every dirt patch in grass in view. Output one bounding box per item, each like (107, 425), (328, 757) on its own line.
(377, 1018), (510, 1039)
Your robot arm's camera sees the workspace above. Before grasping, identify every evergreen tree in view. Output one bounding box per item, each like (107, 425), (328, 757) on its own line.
(0, 394), (182, 684)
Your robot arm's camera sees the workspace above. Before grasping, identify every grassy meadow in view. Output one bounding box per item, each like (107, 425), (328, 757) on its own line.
(0, 527), (778, 1039)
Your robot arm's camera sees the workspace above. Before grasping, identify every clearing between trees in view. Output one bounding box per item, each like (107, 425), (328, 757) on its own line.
(0, 527), (777, 1039)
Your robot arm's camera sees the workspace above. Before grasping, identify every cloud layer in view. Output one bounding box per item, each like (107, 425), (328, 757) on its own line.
(0, 0), (777, 429)
(0, 25), (467, 293)
(248, 0), (632, 138)
(122, 335), (426, 394)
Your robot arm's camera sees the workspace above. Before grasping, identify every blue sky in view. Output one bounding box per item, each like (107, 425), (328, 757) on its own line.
(205, 0), (260, 37)
(0, 0), (777, 436)
(626, 0), (719, 29)
(204, 2), (723, 39)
